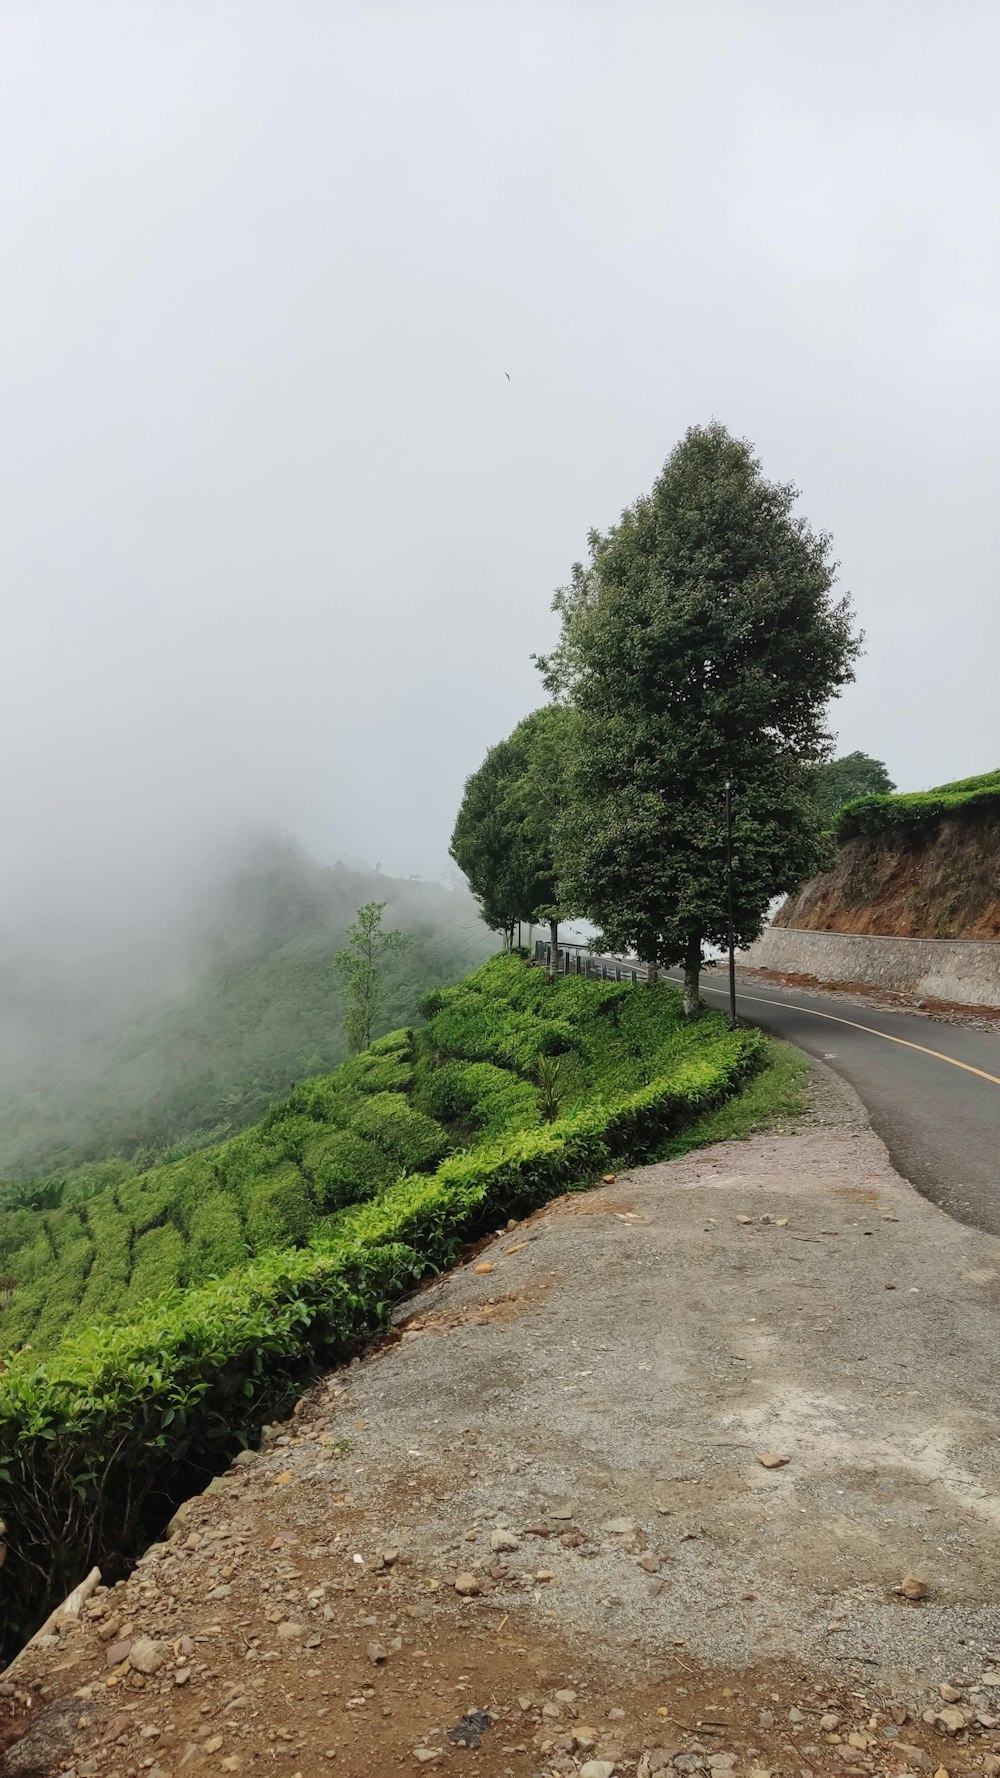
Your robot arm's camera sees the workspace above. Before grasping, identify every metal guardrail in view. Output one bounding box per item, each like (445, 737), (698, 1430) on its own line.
(532, 939), (648, 983)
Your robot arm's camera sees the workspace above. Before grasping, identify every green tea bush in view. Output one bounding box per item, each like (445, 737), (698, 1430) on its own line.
(350, 1093), (449, 1171)
(424, 991), (575, 1074)
(313, 1132), (396, 1211)
(0, 1239), (419, 1653)
(414, 1060), (539, 1141)
(336, 1050), (414, 1095)
(368, 1028), (412, 1055)
(125, 1223), (185, 1307)
(184, 1193), (248, 1284)
(244, 1163), (316, 1251)
(835, 767), (1000, 841)
(29, 1236), (93, 1350)
(282, 1077), (353, 1124)
(76, 1217), (132, 1324)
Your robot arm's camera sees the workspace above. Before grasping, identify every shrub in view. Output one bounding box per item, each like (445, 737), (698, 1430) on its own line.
(184, 1194), (248, 1284)
(75, 1198), (132, 1324)
(30, 1237), (94, 1350)
(283, 1078), (353, 1124)
(835, 769), (1000, 842)
(368, 1028), (412, 1055)
(414, 1060), (539, 1139)
(424, 991), (575, 1075)
(350, 1093), (448, 1172)
(115, 1177), (180, 1240)
(125, 1223), (185, 1308)
(312, 1132), (396, 1211)
(0, 1239), (419, 1654)
(244, 1163), (315, 1251)
(336, 1051), (414, 1095)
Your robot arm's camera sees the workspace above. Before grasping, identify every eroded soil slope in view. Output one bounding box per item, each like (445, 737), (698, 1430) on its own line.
(775, 816), (1000, 939)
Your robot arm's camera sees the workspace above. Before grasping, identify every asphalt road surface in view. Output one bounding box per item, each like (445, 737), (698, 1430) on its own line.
(688, 966), (1000, 1236)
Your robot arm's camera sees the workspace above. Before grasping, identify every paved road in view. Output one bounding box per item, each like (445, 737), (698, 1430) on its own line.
(684, 966), (1000, 1236)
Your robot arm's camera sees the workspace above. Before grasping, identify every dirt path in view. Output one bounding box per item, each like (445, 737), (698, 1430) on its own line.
(4, 1068), (1000, 1778)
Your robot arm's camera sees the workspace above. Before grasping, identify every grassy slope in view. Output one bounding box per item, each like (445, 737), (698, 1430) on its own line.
(655, 1037), (809, 1158)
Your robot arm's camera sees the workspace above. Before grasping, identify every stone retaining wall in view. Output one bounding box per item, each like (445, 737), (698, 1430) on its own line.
(741, 926), (1000, 1008)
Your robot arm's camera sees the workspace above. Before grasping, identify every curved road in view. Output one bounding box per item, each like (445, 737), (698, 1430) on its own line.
(688, 967), (1000, 1236)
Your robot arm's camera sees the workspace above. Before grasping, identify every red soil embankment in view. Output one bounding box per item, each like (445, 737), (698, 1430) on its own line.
(776, 815), (1000, 939)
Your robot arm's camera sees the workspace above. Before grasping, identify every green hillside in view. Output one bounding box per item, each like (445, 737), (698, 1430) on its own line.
(0, 955), (749, 1355)
(0, 954), (765, 1651)
(0, 846), (493, 1180)
(835, 767), (1000, 841)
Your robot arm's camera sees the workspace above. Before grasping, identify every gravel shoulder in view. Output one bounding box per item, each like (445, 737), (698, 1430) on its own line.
(734, 963), (1000, 1034)
(4, 1062), (1000, 1778)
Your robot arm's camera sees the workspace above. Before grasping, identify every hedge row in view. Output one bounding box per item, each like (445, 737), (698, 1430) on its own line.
(0, 1030), (428, 1353)
(835, 769), (1000, 842)
(0, 1016), (763, 1653)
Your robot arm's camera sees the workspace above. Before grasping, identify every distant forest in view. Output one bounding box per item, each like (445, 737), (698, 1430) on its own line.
(0, 839), (494, 1181)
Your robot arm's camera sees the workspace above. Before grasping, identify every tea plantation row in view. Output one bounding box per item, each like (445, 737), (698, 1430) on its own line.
(0, 957), (765, 1652)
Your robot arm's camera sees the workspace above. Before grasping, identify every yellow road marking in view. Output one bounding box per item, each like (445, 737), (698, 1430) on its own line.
(693, 979), (1000, 1089)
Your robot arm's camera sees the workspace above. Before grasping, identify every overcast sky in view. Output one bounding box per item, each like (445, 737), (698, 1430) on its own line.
(2, 0), (998, 938)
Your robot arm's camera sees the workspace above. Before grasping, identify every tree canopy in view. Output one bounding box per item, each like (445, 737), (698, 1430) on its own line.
(333, 902), (406, 1053)
(449, 706), (574, 966)
(552, 422), (860, 1008)
(814, 750), (895, 822)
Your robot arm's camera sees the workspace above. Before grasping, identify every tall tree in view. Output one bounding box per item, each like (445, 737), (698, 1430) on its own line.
(333, 902), (406, 1053)
(550, 422), (860, 1011)
(449, 735), (526, 948)
(450, 707), (574, 976)
(508, 704), (575, 979)
(814, 750), (895, 822)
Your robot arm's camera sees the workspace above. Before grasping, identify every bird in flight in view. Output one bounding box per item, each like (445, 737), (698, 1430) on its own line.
(504, 371), (510, 381)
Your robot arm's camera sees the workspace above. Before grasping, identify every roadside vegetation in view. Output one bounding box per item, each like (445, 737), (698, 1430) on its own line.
(0, 954), (764, 1652)
(654, 1037), (810, 1159)
(835, 767), (1000, 842)
(453, 421), (860, 1012)
(813, 750), (895, 824)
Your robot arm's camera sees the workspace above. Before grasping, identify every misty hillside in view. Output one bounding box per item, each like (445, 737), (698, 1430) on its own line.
(0, 838), (495, 1179)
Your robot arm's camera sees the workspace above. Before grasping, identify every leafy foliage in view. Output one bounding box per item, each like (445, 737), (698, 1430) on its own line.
(813, 751), (895, 823)
(546, 422), (860, 1005)
(835, 768), (1000, 841)
(334, 902), (407, 1054)
(449, 706), (575, 947)
(535, 1053), (565, 1123)
(0, 955), (764, 1653)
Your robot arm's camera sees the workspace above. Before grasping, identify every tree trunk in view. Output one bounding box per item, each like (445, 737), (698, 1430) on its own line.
(646, 957), (658, 986)
(683, 931), (701, 1016)
(548, 918), (559, 983)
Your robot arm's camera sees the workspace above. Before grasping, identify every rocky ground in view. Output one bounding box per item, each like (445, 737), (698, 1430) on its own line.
(4, 1065), (1000, 1778)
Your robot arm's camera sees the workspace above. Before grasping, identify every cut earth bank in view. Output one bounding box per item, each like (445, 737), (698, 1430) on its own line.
(4, 1065), (1000, 1778)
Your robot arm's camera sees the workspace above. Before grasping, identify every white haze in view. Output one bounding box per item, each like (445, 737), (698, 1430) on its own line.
(2, 0), (999, 963)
